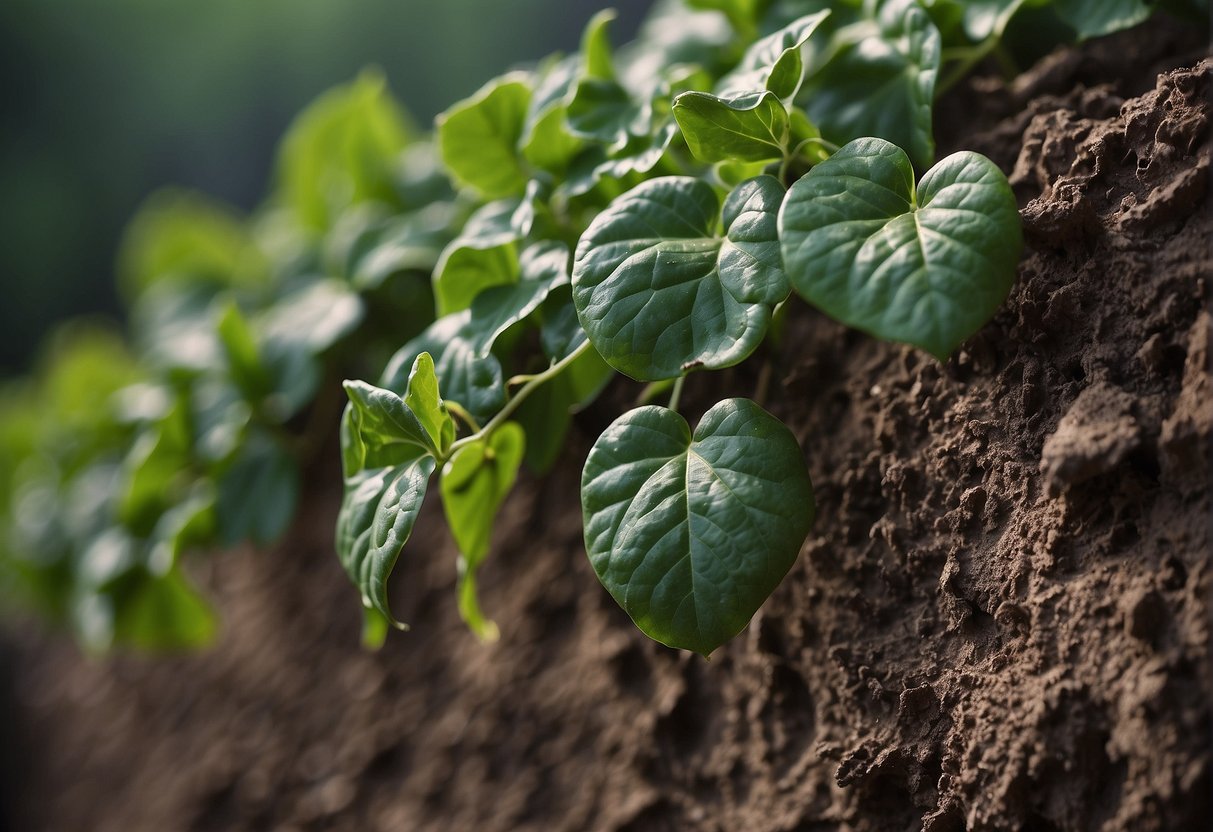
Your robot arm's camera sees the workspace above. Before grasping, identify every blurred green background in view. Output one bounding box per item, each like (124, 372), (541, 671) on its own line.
(0, 0), (653, 376)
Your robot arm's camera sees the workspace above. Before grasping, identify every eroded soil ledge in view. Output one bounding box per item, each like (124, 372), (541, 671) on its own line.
(6, 26), (1211, 832)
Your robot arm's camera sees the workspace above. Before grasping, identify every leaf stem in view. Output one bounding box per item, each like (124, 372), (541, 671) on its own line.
(448, 339), (595, 454)
(936, 34), (999, 98)
(445, 401), (483, 434)
(668, 375), (686, 412)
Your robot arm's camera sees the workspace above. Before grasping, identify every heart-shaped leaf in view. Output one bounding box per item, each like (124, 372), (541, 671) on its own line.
(581, 398), (815, 655)
(572, 175), (788, 381)
(778, 137), (1022, 359)
(673, 90), (790, 164)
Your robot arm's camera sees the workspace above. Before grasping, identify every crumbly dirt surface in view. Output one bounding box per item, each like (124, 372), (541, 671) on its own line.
(4, 23), (1211, 832)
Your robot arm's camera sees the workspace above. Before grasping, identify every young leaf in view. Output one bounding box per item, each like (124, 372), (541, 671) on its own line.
(381, 313), (506, 424)
(440, 423), (525, 561)
(581, 398), (815, 656)
(343, 378), (438, 461)
(438, 422), (524, 642)
(437, 72), (533, 199)
(673, 90), (790, 164)
(717, 10), (831, 101)
(432, 200), (523, 316)
(778, 137), (1022, 360)
(799, 0), (941, 170)
(403, 353), (456, 459)
(581, 8), (618, 80)
(572, 175), (788, 380)
(336, 455), (436, 625)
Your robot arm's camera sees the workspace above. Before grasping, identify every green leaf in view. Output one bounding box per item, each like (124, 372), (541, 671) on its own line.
(381, 313), (506, 424)
(572, 175), (788, 381)
(581, 8), (618, 80)
(343, 378), (437, 463)
(403, 352), (456, 459)
(686, 0), (764, 37)
(216, 302), (269, 401)
(557, 121), (679, 200)
(432, 200), (524, 316)
(778, 137), (1022, 359)
(799, 0), (941, 170)
(959, 0), (1029, 40)
(520, 57), (587, 176)
(111, 568), (218, 651)
(581, 398), (814, 655)
(362, 606), (390, 649)
(215, 433), (299, 547)
(118, 189), (266, 301)
(276, 70), (414, 232)
(1052, 0), (1152, 40)
(440, 422), (525, 640)
(336, 455), (436, 624)
(717, 10), (831, 101)
(674, 90), (790, 164)
(467, 242), (570, 357)
(567, 78), (652, 151)
(437, 72), (532, 199)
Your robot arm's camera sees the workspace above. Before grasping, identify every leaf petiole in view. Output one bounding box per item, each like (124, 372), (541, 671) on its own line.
(445, 401), (483, 434)
(448, 339), (595, 455)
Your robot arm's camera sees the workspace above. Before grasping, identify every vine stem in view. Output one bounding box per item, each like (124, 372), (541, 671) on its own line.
(668, 375), (686, 412)
(447, 339), (594, 456)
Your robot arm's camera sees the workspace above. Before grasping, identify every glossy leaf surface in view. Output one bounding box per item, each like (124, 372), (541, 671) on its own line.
(779, 137), (1021, 359)
(581, 399), (814, 655)
(572, 175), (787, 381)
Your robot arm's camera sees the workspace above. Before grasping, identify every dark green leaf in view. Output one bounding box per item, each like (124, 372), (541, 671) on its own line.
(467, 242), (570, 357)
(778, 137), (1022, 359)
(799, 0), (941, 169)
(381, 313), (506, 424)
(215, 433), (299, 547)
(572, 175), (788, 380)
(581, 398), (814, 655)
(1052, 0), (1152, 40)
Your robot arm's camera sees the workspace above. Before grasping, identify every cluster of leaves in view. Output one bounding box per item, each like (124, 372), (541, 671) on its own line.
(0, 73), (467, 650)
(0, 0), (1181, 655)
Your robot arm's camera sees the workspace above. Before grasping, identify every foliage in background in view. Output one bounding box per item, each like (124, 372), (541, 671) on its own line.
(0, 0), (1186, 654)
